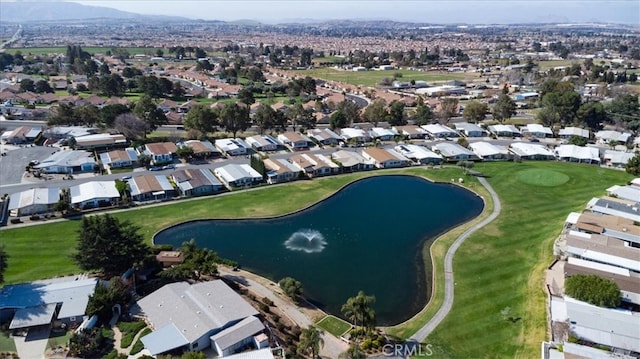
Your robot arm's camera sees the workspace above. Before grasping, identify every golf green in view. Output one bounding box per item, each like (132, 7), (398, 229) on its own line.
(516, 168), (570, 186)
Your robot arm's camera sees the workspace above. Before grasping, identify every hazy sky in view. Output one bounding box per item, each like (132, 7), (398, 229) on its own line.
(67, 0), (640, 24)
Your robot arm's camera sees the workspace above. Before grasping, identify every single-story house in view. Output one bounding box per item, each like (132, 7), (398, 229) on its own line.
(369, 127), (397, 141)
(605, 185), (640, 203)
(487, 124), (521, 137)
(127, 174), (176, 202)
(331, 150), (375, 172)
(70, 181), (120, 210)
(224, 348), (274, 359)
(0, 276), (98, 330)
(99, 148), (138, 168)
(74, 133), (127, 150)
(454, 122), (487, 137)
(307, 128), (343, 146)
(8, 187), (60, 216)
(43, 126), (98, 140)
(513, 92), (539, 101)
(211, 316), (268, 357)
(181, 140), (221, 158)
(558, 127), (590, 139)
(509, 142), (556, 160)
(137, 280), (262, 355)
(289, 153), (340, 177)
(394, 144), (443, 165)
(277, 132), (313, 151)
(392, 125), (429, 139)
(172, 168), (224, 197)
(468, 142), (511, 160)
(214, 164), (263, 188)
(263, 158), (301, 184)
(156, 251), (184, 267)
(340, 128), (371, 143)
(215, 138), (249, 156)
(432, 142), (479, 162)
(595, 130), (632, 145)
(520, 123), (553, 138)
(362, 147), (411, 168)
(554, 145), (601, 164)
(0, 126), (42, 144)
(245, 135), (282, 152)
(586, 197), (640, 223)
(421, 124), (459, 139)
(144, 142), (178, 165)
(416, 85), (466, 97)
(35, 150), (96, 174)
(603, 150), (635, 168)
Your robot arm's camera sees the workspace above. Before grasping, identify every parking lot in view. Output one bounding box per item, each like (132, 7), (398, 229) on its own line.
(0, 145), (59, 186)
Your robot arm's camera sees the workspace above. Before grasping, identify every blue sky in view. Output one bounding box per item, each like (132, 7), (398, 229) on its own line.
(65, 0), (639, 24)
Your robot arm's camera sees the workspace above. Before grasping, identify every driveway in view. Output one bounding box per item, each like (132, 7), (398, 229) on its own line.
(14, 325), (51, 359)
(0, 145), (59, 185)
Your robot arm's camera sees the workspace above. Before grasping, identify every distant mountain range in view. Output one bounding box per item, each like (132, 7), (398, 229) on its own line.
(0, 1), (187, 23)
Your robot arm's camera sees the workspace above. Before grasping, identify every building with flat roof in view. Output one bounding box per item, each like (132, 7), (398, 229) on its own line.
(308, 128), (343, 146)
(509, 143), (555, 160)
(558, 126), (590, 139)
(392, 125), (429, 139)
(521, 123), (553, 138)
(172, 168), (224, 197)
(554, 145), (600, 164)
(128, 175), (176, 202)
(181, 140), (221, 158)
(468, 142), (510, 160)
(263, 158), (301, 184)
(34, 150), (96, 174)
(454, 122), (487, 137)
(421, 124), (459, 139)
(8, 187), (60, 216)
(394, 144), (442, 165)
(70, 181), (120, 210)
(369, 127), (397, 141)
(137, 280), (261, 356)
(99, 148), (138, 168)
(144, 142), (178, 164)
(74, 133), (127, 150)
(214, 164), (263, 188)
(245, 135), (282, 152)
(0, 125), (42, 144)
(603, 150), (635, 168)
(487, 124), (521, 137)
(277, 132), (313, 150)
(331, 150), (374, 172)
(362, 147), (410, 168)
(289, 153), (340, 177)
(340, 128), (371, 143)
(432, 142), (478, 162)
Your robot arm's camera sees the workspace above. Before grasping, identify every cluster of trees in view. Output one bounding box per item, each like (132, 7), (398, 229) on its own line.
(278, 277), (303, 302)
(360, 99), (407, 126)
(565, 274), (621, 308)
(341, 290), (376, 330)
(17, 78), (54, 94)
(159, 240), (222, 281)
(167, 46), (207, 59)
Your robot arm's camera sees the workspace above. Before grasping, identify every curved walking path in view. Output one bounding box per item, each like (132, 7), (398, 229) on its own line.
(409, 176), (501, 342)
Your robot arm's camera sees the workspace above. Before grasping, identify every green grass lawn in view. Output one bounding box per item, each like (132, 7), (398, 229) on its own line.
(130, 328), (152, 355)
(295, 68), (478, 87)
(536, 59), (584, 71)
(7, 47), (163, 56)
(0, 163), (633, 358)
(117, 321), (147, 349)
(0, 330), (16, 352)
(316, 315), (352, 337)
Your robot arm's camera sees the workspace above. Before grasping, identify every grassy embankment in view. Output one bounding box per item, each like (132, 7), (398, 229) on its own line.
(296, 68), (479, 87)
(0, 162), (633, 357)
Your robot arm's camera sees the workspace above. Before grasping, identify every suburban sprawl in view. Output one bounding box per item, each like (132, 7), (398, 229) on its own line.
(0, 2), (639, 359)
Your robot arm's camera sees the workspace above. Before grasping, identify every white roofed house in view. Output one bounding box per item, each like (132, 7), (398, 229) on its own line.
(99, 148), (138, 169)
(340, 128), (371, 144)
(136, 280), (264, 356)
(277, 132), (313, 151)
(245, 135), (282, 152)
(392, 125), (429, 139)
(362, 147), (411, 168)
(144, 142), (178, 165)
(34, 150), (96, 174)
(454, 122), (487, 137)
(487, 124), (521, 137)
(0, 126), (42, 144)
(558, 126), (590, 139)
(69, 181), (120, 210)
(74, 133), (127, 150)
(214, 164), (263, 189)
(394, 144), (443, 165)
(127, 174), (176, 202)
(421, 124), (459, 139)
(172, 168), (224, 197)
(432, 142), (479, 162)
(368, 127), (397, 141)
(603, 150), (635, 168)
(331, 150), (375, 172)
(215, 138), (249, 157)
(520, 123), (554, 138)
(595, 130), (632, 145)
(289, 153), (340, 177)
(468, 142), (511, 161)
(8, 187), (60, 216)
(263, 158), (301, 184)
(606, 185), (640, 202)
(508, 142), (556, 160)
(554, 145), (601, 164)
(307, 128), (343, 146)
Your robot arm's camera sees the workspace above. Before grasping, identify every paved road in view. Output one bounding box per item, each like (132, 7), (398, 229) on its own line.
(409, 176), (501, 342)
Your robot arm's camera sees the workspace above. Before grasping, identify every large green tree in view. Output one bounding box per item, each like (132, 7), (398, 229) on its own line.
(286, 103), (315, 132)
(86, 278), (131, 321)
(576, 101), (607, 132)
(336, 100), (361, 124)
(540, 81), (582, 125)
(253, 104), (276, 134)
(278, 277), (303, 301)
(387, 100), (406, 126)
(341, 291), (376, 330)
(362, 99), (388, 126)
(0, 246), (7, 284)
(492, 93), (517, 123)
(133, 95), (167, 134)
(220, 102), (251, 138)
(463, 100), (489, 123)
(626, 154), (640, 175)
(74, 214), (150, 276)
(565, 274), (621, 308)
(298, 326), (324, 359)
(159, 240), (220, 281)
(606, 94), (640, 135)
(412, 97), (433, 125)
(183, 103), (218, 135)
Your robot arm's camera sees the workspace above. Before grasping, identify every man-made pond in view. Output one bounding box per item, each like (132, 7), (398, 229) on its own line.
(154, 175), (484, 325)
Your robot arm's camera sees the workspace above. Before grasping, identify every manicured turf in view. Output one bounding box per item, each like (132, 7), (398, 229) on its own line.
(0, 330), (16, 352)
(295, 68), (478, 87)
(316, 315), (352, 337)
(0, 162), (632, 358)
(536, 59), (584, 71)
(516, 168), (570, 186)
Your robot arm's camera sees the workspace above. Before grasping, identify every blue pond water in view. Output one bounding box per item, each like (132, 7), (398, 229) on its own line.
(154, 175), (484, 325)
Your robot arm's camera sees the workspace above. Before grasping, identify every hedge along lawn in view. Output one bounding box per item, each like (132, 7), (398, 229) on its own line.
(295, 68), (478, 87)
(0, 167), (463, 285)
(420, 162), (632, 358)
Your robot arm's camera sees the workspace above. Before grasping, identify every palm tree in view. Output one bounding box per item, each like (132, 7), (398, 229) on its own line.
(338, 344), (366, 359)
(298, 326), (324, 358)
(341, 291), (376, 330)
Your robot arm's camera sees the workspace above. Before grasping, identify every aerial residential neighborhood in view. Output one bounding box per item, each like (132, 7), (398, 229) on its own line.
(0, 0), (639, 358)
